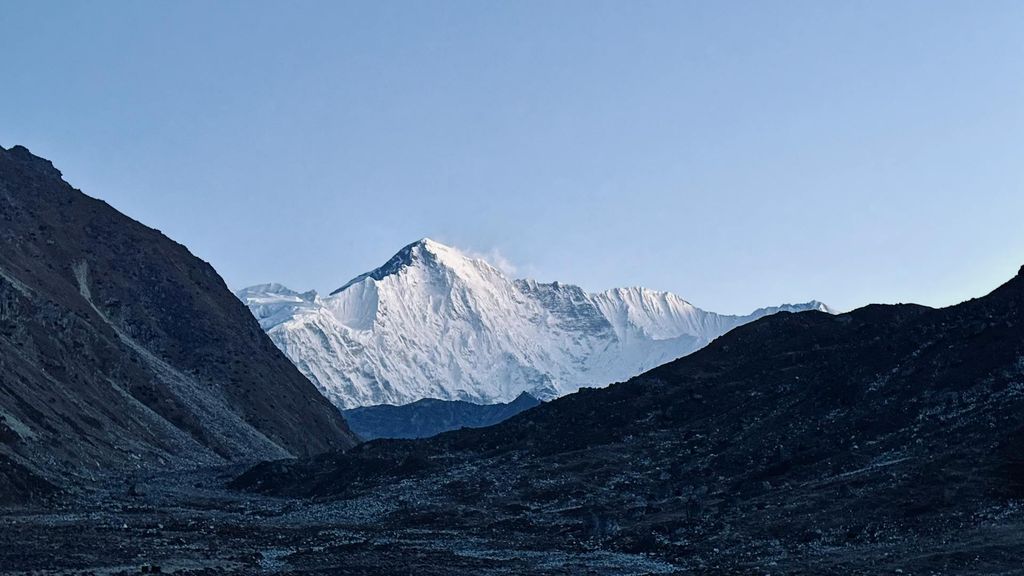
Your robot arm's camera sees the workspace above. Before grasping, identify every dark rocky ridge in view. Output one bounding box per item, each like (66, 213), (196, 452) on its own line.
(342, 392), (541, 440)
(234, 266), (1024, 573)
(331, 238), (428, 294)
(0, 145), (357, 494)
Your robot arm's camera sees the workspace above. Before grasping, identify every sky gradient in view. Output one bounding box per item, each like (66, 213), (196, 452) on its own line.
(2, 1), (1022, 314)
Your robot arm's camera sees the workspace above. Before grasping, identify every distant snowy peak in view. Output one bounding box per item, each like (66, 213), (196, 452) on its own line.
(239, 239), (835, 408)
(235, 283), (320, 331)
(332, 238), (499, 294)
(751, 300), (838, 316)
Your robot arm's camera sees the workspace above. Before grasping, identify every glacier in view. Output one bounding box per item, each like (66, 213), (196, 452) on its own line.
(238, 238), (835, 408)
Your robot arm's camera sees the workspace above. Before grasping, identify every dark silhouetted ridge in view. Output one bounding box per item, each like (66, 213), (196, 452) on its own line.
(0, 145), (358, 493)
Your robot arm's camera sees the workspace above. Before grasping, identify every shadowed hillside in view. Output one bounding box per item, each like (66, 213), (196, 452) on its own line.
(342, 392), (541, 440)
(0, 145), (358, 496)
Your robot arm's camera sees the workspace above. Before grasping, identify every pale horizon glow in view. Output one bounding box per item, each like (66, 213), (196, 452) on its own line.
(2, 1), (1022, 314)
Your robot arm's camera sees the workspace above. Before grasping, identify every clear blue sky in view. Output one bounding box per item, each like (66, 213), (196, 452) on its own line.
(2, 1), (1022, 313)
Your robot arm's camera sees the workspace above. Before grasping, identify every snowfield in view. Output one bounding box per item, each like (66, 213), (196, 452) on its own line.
(238, 239), (834, 408)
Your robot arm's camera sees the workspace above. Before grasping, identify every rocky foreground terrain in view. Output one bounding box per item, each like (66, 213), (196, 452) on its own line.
(0, 464), (687, 575)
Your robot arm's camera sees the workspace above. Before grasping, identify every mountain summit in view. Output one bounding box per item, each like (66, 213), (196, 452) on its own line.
(239, 239), (834, 408)
(332, 238), (475, 294)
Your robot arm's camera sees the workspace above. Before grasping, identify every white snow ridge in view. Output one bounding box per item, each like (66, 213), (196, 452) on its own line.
(237, 238), (835, 409)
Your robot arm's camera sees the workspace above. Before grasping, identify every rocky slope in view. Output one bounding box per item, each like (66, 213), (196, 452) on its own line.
(342, 392), (541, 440)
(0, 145), (357, 494)
(235, 266), (1024, 574)
(240, 238), (833, 408)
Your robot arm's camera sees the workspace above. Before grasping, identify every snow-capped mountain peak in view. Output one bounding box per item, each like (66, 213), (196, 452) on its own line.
(239, 240), (835, 408)
(332, 238), (501, 295)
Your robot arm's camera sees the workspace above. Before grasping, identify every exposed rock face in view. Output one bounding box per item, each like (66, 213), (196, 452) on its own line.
(0, 145), (357, 490)
(236, 267), (1024, 573)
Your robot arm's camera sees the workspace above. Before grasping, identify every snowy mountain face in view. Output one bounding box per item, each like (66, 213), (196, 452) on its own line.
(238, 239), (835, 408)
